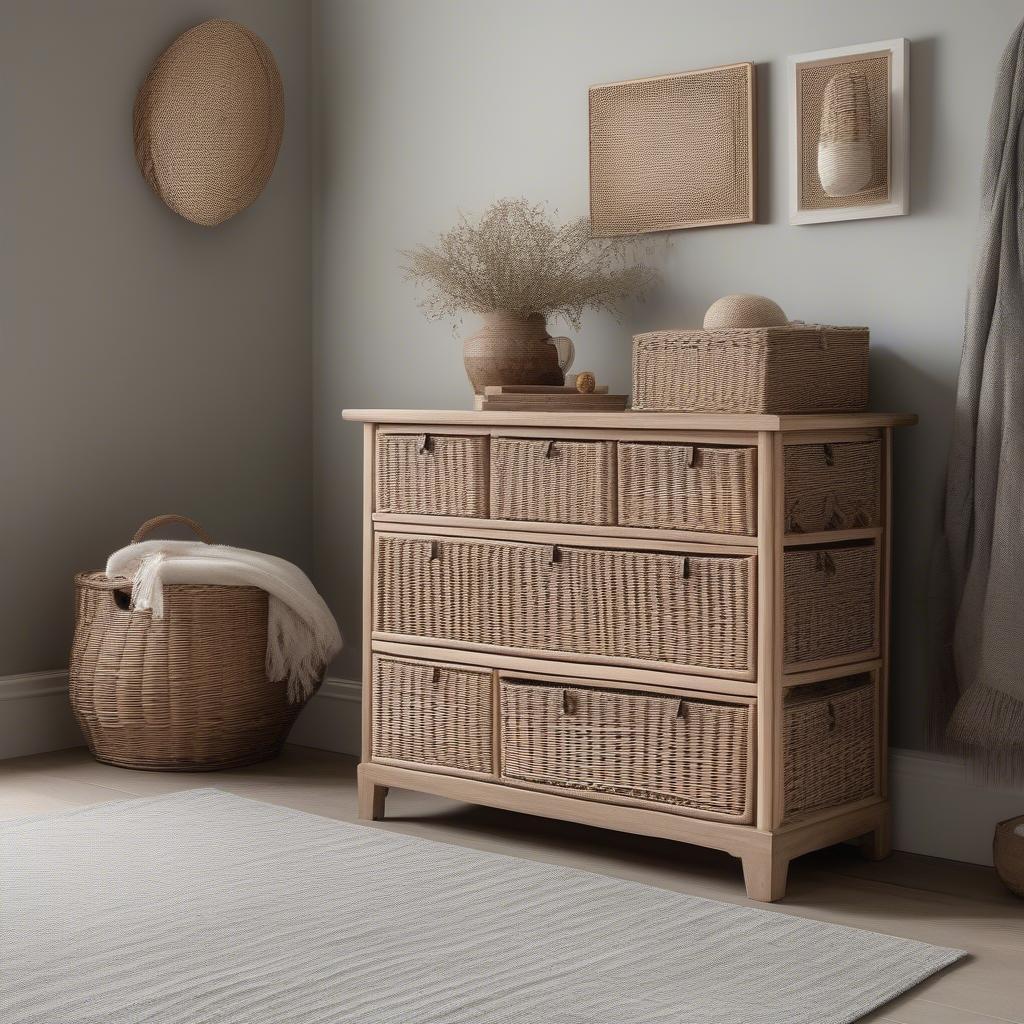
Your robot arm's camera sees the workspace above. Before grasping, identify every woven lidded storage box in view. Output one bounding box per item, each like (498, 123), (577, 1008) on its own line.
(372, 655), (493, 776)
(500, 679), (754, 822)
(632, 323), (869, 413)
(69, 515), (321, 771)
(783, 674), (877, 822)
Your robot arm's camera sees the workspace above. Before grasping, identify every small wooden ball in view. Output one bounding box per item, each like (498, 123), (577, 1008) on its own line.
(703, 294), (788, 331)
(574, 371), (596, 394)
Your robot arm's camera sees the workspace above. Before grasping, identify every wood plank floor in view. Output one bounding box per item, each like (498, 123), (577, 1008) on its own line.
(2, 744), (1021, 1023)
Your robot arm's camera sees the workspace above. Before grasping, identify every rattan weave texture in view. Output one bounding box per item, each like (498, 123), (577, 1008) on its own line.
(490, 438), (616, 525)
(784, 440), (881, 532)
(783, 674), (877, 821)
(500, 680), (754, 822)
(618, 442), (757, 535)
(632, 324), (869, 413)
(374, 534), (754, 673)
(783, 544), (878, 667)
(375, 432), (488, 518)
(372, 656), (493, 775)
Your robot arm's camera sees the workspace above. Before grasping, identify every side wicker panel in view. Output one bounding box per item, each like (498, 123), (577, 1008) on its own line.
(783, 544), (878, 668)
(374, 534), (754, 673)
(490, 437), (616, 525)
(784, 440), (881, 533)
(783, 674), (878, 822)
(617, 442), (757, 535)
(372, 655), (493, 776)
(375, 432), (488, 517)
(500, 679), (754, 822)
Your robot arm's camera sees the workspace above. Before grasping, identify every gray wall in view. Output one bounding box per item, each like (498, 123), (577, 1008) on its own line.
(1, 1), (311, 675)
(312, 0), (1024, 750)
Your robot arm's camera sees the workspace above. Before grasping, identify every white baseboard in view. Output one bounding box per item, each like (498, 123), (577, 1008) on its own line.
(4, 672), (1021, 866)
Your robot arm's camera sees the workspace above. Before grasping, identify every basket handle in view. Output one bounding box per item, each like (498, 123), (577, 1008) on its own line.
(131, 514), (213, 545)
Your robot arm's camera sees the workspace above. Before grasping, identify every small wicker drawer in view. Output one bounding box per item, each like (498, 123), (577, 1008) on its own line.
(785, 440), (881, 533)
(618, 442), (757, 535)
(783, 674), (877, 822)
(490, 437), (616, 525)
(500, 679), (755, 822)
(374, 534), (755, 675)
(372, 655), (493, 776)
(632, 324), (869, 413)
(783, 543), (878, 669)
(375, 431), (488, 517)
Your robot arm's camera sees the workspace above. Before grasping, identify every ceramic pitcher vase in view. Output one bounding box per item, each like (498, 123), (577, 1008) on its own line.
(462, 312), (575, 395)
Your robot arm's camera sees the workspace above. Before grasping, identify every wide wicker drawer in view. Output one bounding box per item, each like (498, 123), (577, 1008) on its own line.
(784, 440), (881, 533)
(617, 442), (757, 535)
(375, 431), (488, 517)
(371, 655), (493, 776)
(500, 678), (755, 823)
(490, 437), (615, 525)
(783, 543), (878, 669)
(783, 674), (877, 822)
(374, 534), (755, 675)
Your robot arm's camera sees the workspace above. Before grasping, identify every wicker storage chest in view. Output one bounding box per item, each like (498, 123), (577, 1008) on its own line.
(490, 437), (616, 525)
(617, 442), (757, 535)
(783, 675), (878, 822)
(349, 406), (914, 902)
(372, 655), (493, 776)
(500, 679), (754, 822)
(374, 534), (755, 674)
(632, 324), (869, 413)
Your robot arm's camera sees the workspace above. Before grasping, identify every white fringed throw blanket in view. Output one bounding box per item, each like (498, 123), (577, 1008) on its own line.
(106, 542), (342, 702)
(934, 18), (1024, 778)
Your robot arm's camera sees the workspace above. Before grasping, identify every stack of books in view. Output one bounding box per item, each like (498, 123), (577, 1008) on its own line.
(473, 385), (628, 412)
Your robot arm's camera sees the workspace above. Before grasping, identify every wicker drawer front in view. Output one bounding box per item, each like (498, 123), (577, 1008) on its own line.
(375, 535), (754, 674)
(500, 680), (754, 822)
(375, 432), (488, 517)
(618, 442), (757, 535)
(783, 544), (878, 668)
(372, 656), (493, 775)
(783, 675), (877, 822)
(784, 440), (881, 533)
(490, 437), (615, 525)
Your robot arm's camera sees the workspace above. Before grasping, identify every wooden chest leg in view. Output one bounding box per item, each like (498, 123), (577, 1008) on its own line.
(860, 814), (892, 861)
(358, 771), (388, 821)
(741, 848), (789, 902)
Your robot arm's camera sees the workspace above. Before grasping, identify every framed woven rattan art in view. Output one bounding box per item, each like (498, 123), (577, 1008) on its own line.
(789, 39), (908, 225)
(589, 63), (756, 236)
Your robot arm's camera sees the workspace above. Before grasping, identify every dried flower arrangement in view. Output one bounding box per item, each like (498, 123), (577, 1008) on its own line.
(402, 198), (658, 331)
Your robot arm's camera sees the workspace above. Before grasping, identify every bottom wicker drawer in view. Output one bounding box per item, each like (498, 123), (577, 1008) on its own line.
(372, 655), (494, 777)
(783, 674), (878, 823)
(499, 678), (755, 823)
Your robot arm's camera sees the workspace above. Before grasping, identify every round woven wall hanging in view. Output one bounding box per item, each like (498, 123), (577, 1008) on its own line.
(134, 19), (284, 227)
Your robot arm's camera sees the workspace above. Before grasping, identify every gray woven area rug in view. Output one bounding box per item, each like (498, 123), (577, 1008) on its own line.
(1, 789), (963, 1024)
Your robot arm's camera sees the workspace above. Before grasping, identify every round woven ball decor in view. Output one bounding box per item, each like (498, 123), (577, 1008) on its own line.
(134, 19), (284, 227)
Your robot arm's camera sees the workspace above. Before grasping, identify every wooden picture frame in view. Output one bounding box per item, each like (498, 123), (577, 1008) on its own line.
(589, 62), (756, 236)
(788, 39), (908, 225)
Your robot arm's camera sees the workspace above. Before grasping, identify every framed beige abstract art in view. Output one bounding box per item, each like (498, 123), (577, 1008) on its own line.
(789, 38), (909, 225)
(589, 62), (756, 236)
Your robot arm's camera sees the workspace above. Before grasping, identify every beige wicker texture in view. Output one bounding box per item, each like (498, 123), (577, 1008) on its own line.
(490, 438), (616, 525)
(703, 294), (788, 331)
(783, 674), (877, 822)
(589, 63), (754, 236)
(69, 516), (318, 771)
(372, 656), (493, 776)
(993, 815), (1024, 898)
(784, 440), (881, 533)
(783, 543), (878, 668)
(798, 52), (890, 211)
(134, 19), (284, 227)
(632, 324), (870, 413)
(500, 680), (754, 822)
(375, 432), (488, 517)
(617, 442), (757, 535)
(375, 534), (754, 673)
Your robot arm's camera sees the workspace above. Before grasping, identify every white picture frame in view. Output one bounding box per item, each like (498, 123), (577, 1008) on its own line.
(788, 38), (909, 225)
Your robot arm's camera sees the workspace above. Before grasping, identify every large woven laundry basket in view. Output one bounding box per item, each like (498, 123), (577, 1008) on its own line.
(69, 515), (321, 771)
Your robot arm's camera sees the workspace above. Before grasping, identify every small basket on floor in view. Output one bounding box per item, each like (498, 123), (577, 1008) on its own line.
(69, 514), (321, 772)
(994, 815), (1024, 898)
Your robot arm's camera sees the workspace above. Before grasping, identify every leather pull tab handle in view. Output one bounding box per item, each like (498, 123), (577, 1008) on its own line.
(547, 545), (561, 565)
(683, 445), (695, 468)
(827, 702), (837, 732)
(544, 439), (556, 458)
(823, 443), (835, 467)
(429, 540), (439, 561)
(431, 666), (441, 685)
(416, 433), (432, 454)
(677, 700), (688, 720)
(563, 690), (578, 715)
(682, 556), (691, 580)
